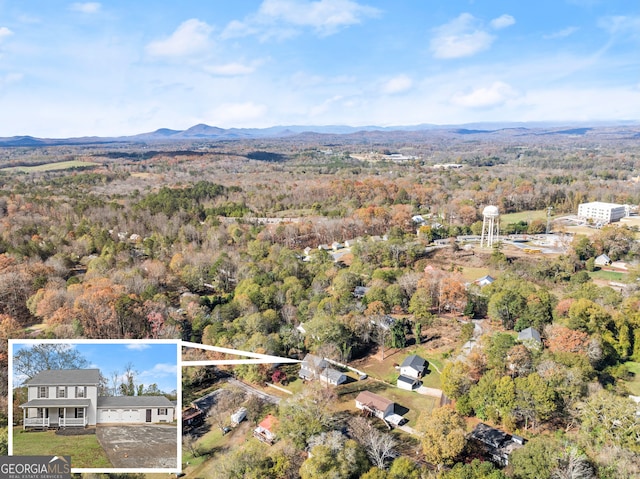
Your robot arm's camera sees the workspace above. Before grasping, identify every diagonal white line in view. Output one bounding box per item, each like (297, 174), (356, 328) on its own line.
(181, 340), (300, 366)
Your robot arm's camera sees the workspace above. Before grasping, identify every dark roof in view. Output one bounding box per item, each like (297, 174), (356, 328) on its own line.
(471, 423), (510, 449)
(97, 396), (174, 408)
(20, 399), (91, 408)
(397, 375), (418, 385)
(26, 369), (100, 386)
(401, 354), (427, 370)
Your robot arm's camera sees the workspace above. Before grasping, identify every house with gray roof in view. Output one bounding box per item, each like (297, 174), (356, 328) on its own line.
(20, 368), (174, 429)
(299, 354), (347, 386)
(517, 327), (542, 349)
(400, 354), (428, 379)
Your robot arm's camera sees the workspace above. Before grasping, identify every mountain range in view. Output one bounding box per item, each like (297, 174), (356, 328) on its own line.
(1, 121), (639, 147)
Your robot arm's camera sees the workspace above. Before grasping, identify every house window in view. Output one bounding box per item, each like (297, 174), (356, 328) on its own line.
(57, 387), (66, 398)
(38, 386), (48, 398)
(75, 408), (84, 419)
(158, 408), (167, 415)
(76, 386), (86, 398)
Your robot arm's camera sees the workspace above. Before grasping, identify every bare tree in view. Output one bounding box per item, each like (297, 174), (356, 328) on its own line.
(348, 416), (398, 469)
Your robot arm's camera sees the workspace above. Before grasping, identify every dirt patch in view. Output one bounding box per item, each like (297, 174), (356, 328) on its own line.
(55, 427), (96, 436)
(96, 424), (178, 469)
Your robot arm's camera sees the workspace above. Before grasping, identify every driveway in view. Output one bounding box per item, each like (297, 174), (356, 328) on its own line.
(96, 424), (178, 469)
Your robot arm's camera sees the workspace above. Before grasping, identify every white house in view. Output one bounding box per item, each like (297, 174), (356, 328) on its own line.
(400, 355), (427, 379)
(299, 354), (347, 386)
(355, 391), (394, 420)
(594, 254), (612, 266)
(397, 375), (419, 391)
(20, 369), (175, 429)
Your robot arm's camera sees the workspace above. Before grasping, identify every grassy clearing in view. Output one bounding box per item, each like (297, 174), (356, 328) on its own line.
(500, 210), (548, 225)
(589, 269), (625, 281)
(12, 427), (112, 468)
(624, 362), (640, 395)
(2, 160), (100, 172)
(458, 266), (492, 282)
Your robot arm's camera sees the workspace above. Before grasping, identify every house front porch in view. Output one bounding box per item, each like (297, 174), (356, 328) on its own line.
(20, 399), (91, 429)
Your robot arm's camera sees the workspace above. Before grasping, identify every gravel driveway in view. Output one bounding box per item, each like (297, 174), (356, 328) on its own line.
(96, 424), (178, 469)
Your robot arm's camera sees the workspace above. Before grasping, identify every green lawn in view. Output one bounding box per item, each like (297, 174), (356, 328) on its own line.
(500, 210), (549, 225)
(624, 362), (640, 396)
(588, 269), (625, 281)
(12, 427), (112, 468)
(1, 160), (100, 172)
(336, 379), (438, 426)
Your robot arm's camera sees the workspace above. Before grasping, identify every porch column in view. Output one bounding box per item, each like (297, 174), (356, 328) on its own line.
(22, 409), (25, 430)
(62, 407), (66, 427)
(41, 408), (44, 427)
(83, 407), (87, 426)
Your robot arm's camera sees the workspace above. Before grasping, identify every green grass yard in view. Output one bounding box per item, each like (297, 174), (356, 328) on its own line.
(588, 269), (625, 281)
(624, 362), (640, 396)
(336, 379), (437, 426)
(12, 427), (112, 468)
(500, 210), (549, 225)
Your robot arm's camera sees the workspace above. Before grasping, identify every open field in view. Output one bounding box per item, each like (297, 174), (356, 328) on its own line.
(589, 269), (626, 281)
(500, 210), (549, 225)
(624, 362), (640, 396)
(1, 160), (100, 172)
(12, 427), (112, 468)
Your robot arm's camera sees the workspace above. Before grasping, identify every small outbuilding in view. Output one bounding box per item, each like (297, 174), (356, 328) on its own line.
(594, 254), (612, 267)
(397, 374), (419, 391)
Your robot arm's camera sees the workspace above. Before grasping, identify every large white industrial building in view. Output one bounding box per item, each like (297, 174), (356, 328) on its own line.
(577, 202), (628, 224)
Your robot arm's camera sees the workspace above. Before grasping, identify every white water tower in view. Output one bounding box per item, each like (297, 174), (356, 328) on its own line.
(481, 205), (500, 248)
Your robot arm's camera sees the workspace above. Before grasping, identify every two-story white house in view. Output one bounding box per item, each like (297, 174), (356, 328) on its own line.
(20, 368), (175, 429)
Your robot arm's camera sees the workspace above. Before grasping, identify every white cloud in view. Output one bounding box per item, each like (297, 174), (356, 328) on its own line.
(380, 74), (413, 95)
(0, 27), (14, 40)
(223, 0), (380, 39)
(69, 2), (101, 14)
(210, 101), (268, 125)
(204, 62), (257, 76)
(452, 81), (518, 108)
(598, 15), (640, 38)
(544, 26), (579, 39)
(430, 13), (495, 59)
(490, 14), (515, 30)
(146, 19), (213, 58)
(125, 343), (150, 351)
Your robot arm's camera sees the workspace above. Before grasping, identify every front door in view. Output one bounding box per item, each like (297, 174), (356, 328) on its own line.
(145, 409), (152, 422)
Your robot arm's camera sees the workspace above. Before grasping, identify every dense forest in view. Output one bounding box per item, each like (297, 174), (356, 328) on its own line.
(1, 128), (639, 478)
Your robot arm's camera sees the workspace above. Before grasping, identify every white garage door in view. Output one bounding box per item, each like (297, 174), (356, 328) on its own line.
(121, 409), (140, 422)
(99, 409), (121, 422)
(99, 408), (142, 423)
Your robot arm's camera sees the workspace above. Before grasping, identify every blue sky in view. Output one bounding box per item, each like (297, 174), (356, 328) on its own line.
(12, 341), (179, 393)
(0, 0), (639, 137)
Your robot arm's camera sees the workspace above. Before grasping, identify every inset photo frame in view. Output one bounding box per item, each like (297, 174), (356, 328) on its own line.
(8, 339), (181, 474)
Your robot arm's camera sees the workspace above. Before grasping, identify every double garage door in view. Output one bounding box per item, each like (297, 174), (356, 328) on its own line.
(99, 408), (143, 423)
